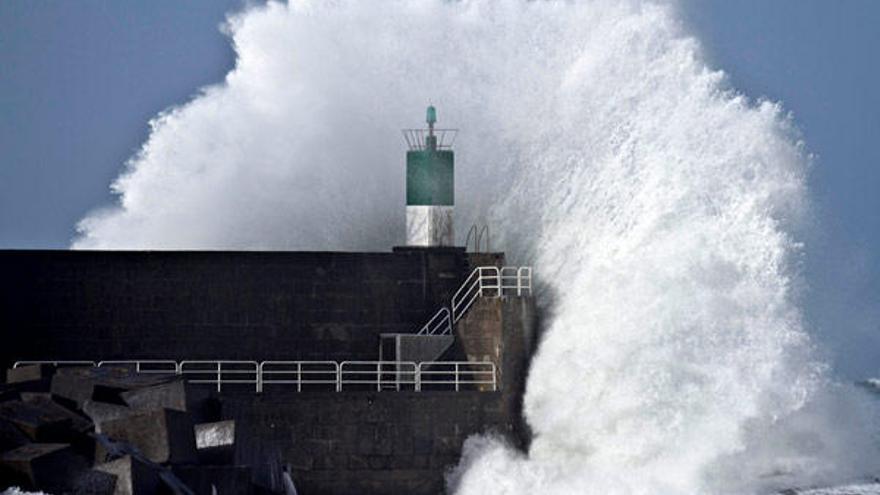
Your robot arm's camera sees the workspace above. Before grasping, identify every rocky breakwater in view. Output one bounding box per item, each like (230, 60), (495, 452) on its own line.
(0, 365), (275, 494)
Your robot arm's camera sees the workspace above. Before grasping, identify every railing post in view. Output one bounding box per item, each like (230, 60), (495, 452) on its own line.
(455, 363), (460, 392)
(256, 363), (263, 393)
(416, 364), (421, 392)
(297, 362), (302, 393)
(336, 364), (342, 392)
(216, 362), (222, 393)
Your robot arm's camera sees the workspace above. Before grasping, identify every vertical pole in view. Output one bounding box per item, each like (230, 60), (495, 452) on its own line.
(336, 365), (342, 392)
(256, 362), (262, 393)
(297, 362), (302, 393)
(216, 363), (221, 393)
(455, 363), (460, 392)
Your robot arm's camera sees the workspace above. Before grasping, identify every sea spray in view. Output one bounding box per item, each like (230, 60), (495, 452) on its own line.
(73, 1), (880, 493)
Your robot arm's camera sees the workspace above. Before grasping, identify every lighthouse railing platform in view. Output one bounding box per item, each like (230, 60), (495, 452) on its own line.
(402, 128), (458, 150)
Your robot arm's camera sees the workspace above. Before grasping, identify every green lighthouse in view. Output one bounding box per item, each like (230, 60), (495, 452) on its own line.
(403, 106), (456, 246)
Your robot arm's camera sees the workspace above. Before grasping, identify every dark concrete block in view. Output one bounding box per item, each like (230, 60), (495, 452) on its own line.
(50, 367), (100, 407)
(19, 392), (51, 402)
(51, 366), (174, 408)
(6, 365), (42, 384)
(4, 377), (53, 397)
(19, 394), (96, 461)
(69, 468), (118, 495)
(0, 384), (19, 403)
(0, 418), (29, 453)
(83, 400), (133, 434)
(99, 408), (197, 465)
(121, 379), (187, 413)
(94, 455), (160, 495)
(172, 465), (253, 495)
(0, 443), (89, 492)
(0, 400), (72, 442)
(21, 394), (92, 434)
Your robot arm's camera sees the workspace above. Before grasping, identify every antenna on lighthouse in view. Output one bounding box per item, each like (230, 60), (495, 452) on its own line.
(427, 105), (436, 135)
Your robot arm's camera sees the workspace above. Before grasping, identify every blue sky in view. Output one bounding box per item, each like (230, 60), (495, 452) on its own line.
(0, 0), (878, 377)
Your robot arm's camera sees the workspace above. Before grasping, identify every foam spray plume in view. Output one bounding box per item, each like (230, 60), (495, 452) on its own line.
(74, 1), (880, 493)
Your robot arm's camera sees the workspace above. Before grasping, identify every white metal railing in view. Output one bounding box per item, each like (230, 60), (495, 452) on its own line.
(414, 265), (532, 335)
(12, 359), (496, 393)
(179, 360), (259, 392)
(450, 266), (532, 323)
(499, 267), (532, 296)
(338, 361), (418, 392)
(13, 360), (96, 368)
(96, 360), (179, 374)
(416, 307), (452, 336)
(259, 361), (339, 393)
(417, 361), (497, 391)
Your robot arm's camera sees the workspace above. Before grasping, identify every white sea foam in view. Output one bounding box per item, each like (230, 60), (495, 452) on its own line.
(1, 489), (48, 495)
(73, 1), (880, 493)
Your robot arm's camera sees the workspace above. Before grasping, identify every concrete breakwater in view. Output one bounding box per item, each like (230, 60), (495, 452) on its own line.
(0, 364), (524, 494)
(0, 248), (536, 494)
(1, 364), (243, 494)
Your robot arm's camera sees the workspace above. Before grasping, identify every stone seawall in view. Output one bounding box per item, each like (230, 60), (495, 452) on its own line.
(223, 391), (515, 495)
(0, 249), (469, 370)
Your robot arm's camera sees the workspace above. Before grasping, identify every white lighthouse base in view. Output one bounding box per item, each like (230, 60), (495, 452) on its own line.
(406, 206), (454, 247)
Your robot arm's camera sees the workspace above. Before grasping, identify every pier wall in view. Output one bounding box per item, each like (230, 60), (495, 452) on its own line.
(224, 391), (512, 495)
(0, 249), (469, 369)
(0, 248), (536, 494)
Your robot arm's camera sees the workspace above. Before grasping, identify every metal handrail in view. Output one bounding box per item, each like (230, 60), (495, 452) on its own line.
(10, 359), (497, 393)
(259, 361), (339, 393)
(417, 307), (452, 335)
(401, 129), (458, 151)
(465, 224), (491, 253)
(450, 265), (532, 323)
(417, 361), (497, 391)
(96, 360), (179, 374)
(179, 360), (260, 392)
(339, 361), (418, 392)
(451, 267), (491, 323)
(13, 360), (96, 368)
(517, 267), (532, 295)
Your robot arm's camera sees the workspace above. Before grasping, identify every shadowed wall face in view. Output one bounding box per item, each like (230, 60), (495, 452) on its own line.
(0, 249), (469, 368)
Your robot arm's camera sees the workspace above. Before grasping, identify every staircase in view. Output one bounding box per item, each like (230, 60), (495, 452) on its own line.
(380, 265), (532, 363)
(421, 265), (532, 335)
